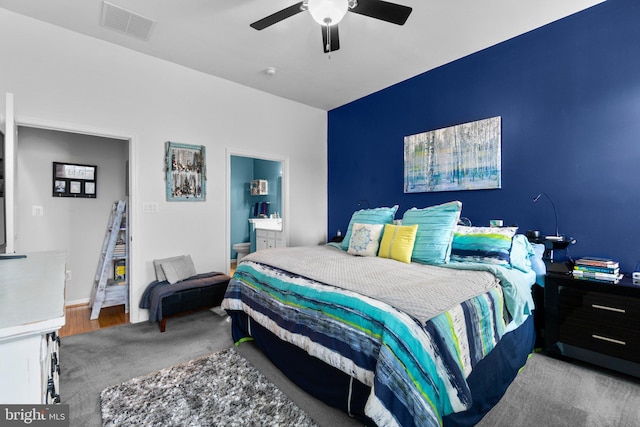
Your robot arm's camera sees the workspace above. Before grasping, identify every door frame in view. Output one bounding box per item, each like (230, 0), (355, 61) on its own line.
(225, 148), (289, 274)
(2, 93), (16, 253)
(10, 113), (136, 316)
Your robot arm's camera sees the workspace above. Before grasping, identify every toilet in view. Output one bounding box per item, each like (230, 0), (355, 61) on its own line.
(232, 242), (251, 264)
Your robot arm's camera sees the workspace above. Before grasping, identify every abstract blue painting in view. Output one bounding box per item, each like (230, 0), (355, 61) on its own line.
(404, 117), (501, 193)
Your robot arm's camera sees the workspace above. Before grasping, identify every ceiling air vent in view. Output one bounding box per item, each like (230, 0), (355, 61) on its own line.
(101, 1), (155, 41)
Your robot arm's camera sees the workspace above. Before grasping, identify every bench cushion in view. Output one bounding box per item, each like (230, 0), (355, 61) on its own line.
(140, 272), (230, 322)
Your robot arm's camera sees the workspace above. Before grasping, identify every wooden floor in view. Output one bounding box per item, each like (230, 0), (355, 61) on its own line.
(59, 263), (237, 338)
(58, 304), (129, 338)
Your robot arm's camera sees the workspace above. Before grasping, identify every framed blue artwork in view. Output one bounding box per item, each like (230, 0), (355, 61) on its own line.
(404, 116), (501, 193)
(165, 141), (206, 201)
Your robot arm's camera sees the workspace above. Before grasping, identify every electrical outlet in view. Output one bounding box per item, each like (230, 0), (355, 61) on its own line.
(32, 205), (44, 216)
(66, 270), (72, 281)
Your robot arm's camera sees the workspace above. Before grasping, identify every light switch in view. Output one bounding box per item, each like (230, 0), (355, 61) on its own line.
(32, 206), (44, 216)
(143, 202), (159, 213)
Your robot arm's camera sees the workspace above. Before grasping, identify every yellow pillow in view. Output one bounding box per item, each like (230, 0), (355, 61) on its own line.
(378, 224), (419, 264)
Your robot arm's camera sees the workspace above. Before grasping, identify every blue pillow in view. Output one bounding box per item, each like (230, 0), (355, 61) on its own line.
(529, 242), (547, 286)
(341, 206), (399, 251)
(402, 201), (462, 264)
(451, 225), (517, 265)
(509, 234), (534, 272)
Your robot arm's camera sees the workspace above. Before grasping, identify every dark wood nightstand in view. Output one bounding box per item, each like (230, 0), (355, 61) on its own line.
(545, 273), (640, 377)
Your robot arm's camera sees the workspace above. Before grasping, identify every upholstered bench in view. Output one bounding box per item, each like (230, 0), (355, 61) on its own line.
(158, 273), (230, 332)
(139, 255), (231, 332)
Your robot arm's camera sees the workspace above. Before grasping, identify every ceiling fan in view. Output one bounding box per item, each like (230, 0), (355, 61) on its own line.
(250, 0), (412, 54)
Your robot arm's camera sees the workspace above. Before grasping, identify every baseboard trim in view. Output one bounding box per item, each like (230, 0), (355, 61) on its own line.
(66, 298), (90, 307)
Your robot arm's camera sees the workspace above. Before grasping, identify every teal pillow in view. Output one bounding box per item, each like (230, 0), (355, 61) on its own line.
(341, 205), (399, 251)
(509, 234), (535, 272)
(402, 201), (462, 264)
(450, 225), (518, 265)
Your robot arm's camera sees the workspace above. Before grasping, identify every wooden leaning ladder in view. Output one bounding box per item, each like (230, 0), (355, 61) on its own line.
(90, 200), (129, 320)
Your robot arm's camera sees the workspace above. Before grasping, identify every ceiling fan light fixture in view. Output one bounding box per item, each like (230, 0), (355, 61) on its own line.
(308, 0), (348, 26)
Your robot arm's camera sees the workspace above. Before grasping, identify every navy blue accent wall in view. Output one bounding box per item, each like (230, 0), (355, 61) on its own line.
(328, 0), (640, 272)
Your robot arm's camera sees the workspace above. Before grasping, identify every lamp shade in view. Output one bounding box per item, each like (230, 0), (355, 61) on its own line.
(308, 0), (348, 25)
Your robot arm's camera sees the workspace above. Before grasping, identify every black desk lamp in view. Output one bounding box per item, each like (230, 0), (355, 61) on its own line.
(533, 192), (560, 240)
(533, 192), (575, 273)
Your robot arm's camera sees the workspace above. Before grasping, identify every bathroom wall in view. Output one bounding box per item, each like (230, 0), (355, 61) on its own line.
(253, 158), (282, 218)
(230, 156), (253, 259)
(230, 156), (283, 260)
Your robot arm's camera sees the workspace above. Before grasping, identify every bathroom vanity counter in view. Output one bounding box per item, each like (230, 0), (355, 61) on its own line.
(249, 218), (282, 231)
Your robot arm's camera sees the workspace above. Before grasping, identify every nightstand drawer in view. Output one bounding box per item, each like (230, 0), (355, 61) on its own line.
(558, 287), (640, 322)
(545, 273), (640, 377)
(558, 287), (640, 363)
(558, 321), (640, 363)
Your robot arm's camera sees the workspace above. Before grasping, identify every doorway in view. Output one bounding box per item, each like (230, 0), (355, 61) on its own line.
(227, 149), (289, 274)
(9, 121), (132, 318)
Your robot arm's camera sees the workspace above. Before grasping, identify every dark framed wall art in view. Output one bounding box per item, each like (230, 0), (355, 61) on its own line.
(52, 162), (97, 198)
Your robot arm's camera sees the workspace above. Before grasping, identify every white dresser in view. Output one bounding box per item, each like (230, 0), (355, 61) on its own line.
(0, 251), (66, 404)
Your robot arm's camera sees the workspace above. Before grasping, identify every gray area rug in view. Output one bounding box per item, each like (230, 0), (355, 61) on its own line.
(101, 348), (319, 426)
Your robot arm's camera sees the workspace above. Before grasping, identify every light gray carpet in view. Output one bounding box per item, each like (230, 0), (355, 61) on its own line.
(100, 348), (319, 426)
(478, 352), (640, 427)
(61, 308), (358, 427)
(62, 309), (640, 426)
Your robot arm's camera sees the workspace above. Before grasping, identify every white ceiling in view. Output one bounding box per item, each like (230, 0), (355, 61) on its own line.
(0, 0), (604, 111)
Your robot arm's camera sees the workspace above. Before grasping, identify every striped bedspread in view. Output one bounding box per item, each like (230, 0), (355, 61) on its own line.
(221, 246), (511, 427)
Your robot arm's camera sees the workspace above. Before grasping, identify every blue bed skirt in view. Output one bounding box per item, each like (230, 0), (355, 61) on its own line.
(228, 311), (535, 426)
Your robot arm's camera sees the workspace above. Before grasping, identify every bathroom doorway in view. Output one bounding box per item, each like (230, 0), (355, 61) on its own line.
(227, 150), (288, 274)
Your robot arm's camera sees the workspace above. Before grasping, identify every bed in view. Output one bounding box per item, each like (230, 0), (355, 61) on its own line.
(221, 202), (541, 427)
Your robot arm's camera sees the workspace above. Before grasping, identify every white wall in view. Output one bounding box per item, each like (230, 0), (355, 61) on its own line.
(0, 9), (328, 323)
(0, 131), (4, 249)
(16, 127), (127, 304)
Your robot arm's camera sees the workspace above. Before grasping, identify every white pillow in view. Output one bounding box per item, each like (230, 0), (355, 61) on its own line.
(153, 255), (187, 282)
(160, 255), (196, 284)
(347, 223), (384, 257)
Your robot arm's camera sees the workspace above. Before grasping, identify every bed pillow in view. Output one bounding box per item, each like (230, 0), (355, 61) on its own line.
(378, 224), (419, 264)
(153, 255), (187, 281)
(347, 223), (384, 257)
(341, 205), (399, 251)
(450, 225), (518, 265)
(159, 255), (197, 284)
(509, 234), (535, 272)
(530, 242), (547, 278)
(401, 201), (462, 264)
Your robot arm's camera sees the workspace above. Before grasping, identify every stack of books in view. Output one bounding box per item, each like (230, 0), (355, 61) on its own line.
(573, 257), (623, 283)
(114, 259), (127, 283)
(114, 243), (126, 256)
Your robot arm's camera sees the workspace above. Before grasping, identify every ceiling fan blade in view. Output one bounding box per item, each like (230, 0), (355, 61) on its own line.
(250, 2), (305, 30)
(350, 0), (412, 25)
(321, 24), (340, 53)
